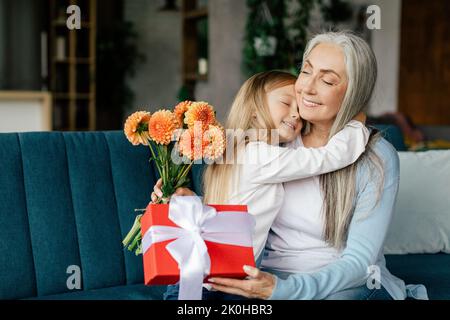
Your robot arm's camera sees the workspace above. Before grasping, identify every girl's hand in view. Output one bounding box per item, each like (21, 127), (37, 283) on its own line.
(353, 112), (367, 124)
(151, 178), (163, 203)
(151, 178), (196, 203)
(208, 265), (276, 300)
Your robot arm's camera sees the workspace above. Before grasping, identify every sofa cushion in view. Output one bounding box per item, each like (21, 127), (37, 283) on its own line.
(385, 253), (450, 300)
(0, 134), (37, 299)
(372, 124), (407, 151)
(0, 131), (163, 299)
(28, 284), (167, 300)
(383, 150), (450, 254)
(103, 131), (160, 284)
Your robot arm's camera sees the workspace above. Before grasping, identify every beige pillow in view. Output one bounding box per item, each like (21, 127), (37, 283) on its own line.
(383, 150), (450, 254)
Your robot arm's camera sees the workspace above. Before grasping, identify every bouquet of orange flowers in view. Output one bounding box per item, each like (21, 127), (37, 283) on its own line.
(122, 101), (225, 255)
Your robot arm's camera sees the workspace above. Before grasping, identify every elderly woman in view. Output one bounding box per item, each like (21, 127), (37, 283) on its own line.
(159, 32), (428, 300)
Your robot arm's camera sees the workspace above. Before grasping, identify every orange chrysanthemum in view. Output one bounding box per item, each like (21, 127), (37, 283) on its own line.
(174, 100), (193, 128)
(203, 125), (226, 161)
(178, 127), (204, 161)
(124, 111), (151, 146)
(184, 101), (216, 130)
(148, 110), (178, 145)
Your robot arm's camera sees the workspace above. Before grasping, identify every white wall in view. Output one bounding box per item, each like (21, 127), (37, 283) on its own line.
(124, 0), (182, 114)
(368, 0), (402, 116)
(125, 0), (247, 123)
(0, 92), (51, 132)
(195, 0), (248, 122)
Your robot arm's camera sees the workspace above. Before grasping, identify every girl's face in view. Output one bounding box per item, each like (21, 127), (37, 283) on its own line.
(266, 84), (302, 143)
(295, 43), (348, 127)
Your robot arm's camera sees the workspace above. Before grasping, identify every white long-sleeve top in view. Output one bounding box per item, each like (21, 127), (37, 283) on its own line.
(226, 120), (370, 260)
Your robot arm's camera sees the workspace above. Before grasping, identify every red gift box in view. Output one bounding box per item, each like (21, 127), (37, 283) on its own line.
(141, 203), (255, 285)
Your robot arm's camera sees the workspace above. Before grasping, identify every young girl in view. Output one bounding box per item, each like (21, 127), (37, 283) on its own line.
(156, 70), (369, 299)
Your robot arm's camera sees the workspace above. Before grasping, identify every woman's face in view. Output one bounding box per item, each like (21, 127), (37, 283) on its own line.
(295, 43), (348, 127)
(266, 84), (302, 143)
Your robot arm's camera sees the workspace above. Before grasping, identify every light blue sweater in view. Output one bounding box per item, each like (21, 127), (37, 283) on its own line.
(263, 137), (428, 300)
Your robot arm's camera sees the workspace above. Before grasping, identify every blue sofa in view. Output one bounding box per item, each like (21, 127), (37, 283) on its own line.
(0, 130), (448, 299)
(0, 131), (178, 299)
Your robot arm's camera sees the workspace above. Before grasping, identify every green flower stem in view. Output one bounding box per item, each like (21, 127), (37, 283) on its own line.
(174, 165), (184, 182)
(128, 232), (142, 253)
(158, 145), (168, 185)
(161, 163), (167, 186)
(164, 146), (169, 183)
(135, 242), (142, 256)
(122, 214), (142, 247)
(175, 163), (187, 182)
(179, 162), (193, 181)
(148, 142), (163, 179)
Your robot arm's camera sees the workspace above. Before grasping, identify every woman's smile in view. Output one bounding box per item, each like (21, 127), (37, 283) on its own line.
(302, 97), (323, 108)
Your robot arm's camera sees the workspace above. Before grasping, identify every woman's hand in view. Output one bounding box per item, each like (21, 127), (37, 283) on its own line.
(353, 112), (367, 124)
(208, 265), (276, 300)
(151, 178), (196, 203)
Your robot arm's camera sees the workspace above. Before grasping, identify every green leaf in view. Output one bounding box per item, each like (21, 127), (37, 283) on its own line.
(161, 183), (176, 198)
(175, 176), (190, 189)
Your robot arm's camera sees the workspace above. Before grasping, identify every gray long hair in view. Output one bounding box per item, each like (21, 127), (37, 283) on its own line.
(302, 31), (384, 249)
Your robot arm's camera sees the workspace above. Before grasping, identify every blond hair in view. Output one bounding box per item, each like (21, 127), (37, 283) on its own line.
(203, 71), (297, 204)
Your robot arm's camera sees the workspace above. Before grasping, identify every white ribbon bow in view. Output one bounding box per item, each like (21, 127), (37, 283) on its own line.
(142, 196), (255, 300)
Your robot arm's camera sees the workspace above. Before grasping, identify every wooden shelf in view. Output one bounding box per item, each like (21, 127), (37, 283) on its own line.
(183, 8), (207, 19)
(182, 0), (209, 99)
(52, 20), (92, 28)
(49, 0), (97, 131)
(53, 58), (93, 64)
(58, 127), (90, 131)
(54, 93), (91, 99)
(184, 73), (208, 81)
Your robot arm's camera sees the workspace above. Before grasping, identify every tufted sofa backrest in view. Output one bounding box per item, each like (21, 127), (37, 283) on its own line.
(0, 131), (203, 299)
